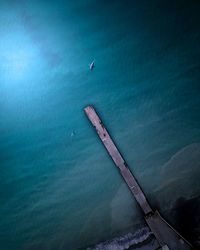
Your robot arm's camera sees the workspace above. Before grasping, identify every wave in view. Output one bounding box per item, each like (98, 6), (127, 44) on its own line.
(86, 227), (157, 250)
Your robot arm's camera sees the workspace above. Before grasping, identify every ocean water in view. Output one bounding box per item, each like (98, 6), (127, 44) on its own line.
(0, 0), (200, 249)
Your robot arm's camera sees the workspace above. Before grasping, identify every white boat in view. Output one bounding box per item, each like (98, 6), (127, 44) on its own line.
(89, 60), (95, 71)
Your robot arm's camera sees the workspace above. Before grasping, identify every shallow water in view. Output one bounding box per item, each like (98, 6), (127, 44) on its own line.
(0, 0), (200, 249)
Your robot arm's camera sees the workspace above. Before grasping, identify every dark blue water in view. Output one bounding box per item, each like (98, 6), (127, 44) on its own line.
(0, 0), (200, 249)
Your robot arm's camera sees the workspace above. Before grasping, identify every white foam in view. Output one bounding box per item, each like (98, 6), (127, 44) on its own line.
(86, 227), (156, 250)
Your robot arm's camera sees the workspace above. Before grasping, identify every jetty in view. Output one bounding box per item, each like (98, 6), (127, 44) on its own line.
(84, 105), (194, 250)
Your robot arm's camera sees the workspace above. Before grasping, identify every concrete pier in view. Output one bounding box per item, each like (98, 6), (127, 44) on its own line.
(85, 105), (194, 250)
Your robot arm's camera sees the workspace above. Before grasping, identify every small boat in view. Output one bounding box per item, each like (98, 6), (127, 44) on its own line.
(89, 60), (95, 71)
(70, 130), (76, 137)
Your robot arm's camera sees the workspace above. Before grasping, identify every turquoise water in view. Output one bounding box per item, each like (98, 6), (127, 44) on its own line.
(0, 1), (200, 249)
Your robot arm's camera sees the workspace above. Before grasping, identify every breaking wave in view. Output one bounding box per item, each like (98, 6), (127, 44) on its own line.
(86, 227), (156, 250)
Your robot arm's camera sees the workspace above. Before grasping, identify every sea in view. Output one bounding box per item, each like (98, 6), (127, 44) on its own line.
(0, 0), (200, 249)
